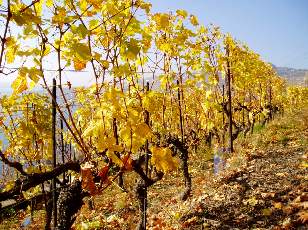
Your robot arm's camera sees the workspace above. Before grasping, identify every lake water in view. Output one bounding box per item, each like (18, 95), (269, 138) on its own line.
(0, 132), (8, 176)
(0, 88), (35, 177)
(0, 88), (11, 176)
(0, 87), (75, 178)
(0, 88), (77, 192)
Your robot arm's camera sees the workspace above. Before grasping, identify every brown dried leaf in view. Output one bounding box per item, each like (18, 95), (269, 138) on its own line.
(122, 154), (133, 171)
(98, 165), (109, 182)
(81, 163), (97, 195)
(297, 211), (308, 224)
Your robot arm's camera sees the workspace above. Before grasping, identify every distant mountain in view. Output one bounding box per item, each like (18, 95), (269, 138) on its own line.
(272, 64), (308, 86)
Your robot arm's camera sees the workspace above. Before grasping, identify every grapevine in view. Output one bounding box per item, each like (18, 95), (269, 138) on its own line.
(0, 0), (306, 229)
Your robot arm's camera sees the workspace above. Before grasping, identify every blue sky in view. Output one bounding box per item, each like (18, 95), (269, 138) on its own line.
(1, 0), (307, 89)
(150, 0), (308, 69)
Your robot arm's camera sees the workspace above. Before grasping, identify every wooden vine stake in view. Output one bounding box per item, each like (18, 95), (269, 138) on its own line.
(177, 79), (191, 201)
(225, 45), (234, 153)
(113, 117), (124, 190)
(52, 78), (57, 228)
(143, 81), (150, 229)
(137, 81), (151, 230)
(60, 119), (66, 183)
(222, 84), (225, 148)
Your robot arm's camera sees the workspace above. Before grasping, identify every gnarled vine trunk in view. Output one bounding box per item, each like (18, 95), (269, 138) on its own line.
(166, 136), (192, 201)
(55, 180), (88, 230)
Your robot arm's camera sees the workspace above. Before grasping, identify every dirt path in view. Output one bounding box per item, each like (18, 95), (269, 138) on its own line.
(180, 148), (307, 229)
(179, 111), (308, 229)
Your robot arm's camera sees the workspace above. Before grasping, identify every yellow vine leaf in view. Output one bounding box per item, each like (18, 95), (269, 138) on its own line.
(150, 146), (179, 173)
(5, 37), (18, 64)
(11, 10), (41, 26)
(301, 162), (308, 168)
(11, 12), (27, 26)
(4, 181), (15, 192)
(125, 39), (141, 60)
(12, 75), (28, 94)
(46, 0), (53, 7)
(52, 7), (66, 26)
(87, 0), (102, 8)
(82, 120), (101, 137)
(71, 24), (88, 39)
(6, 47), (16, 64)
(79, 0), (88, 11)
(205, 90), (212, 99)
(153, 13), (170, 30)
(176, 9), (188, 19)
(190, 15), (199, 26)
(273, 202), (283, 209)
(101, 60), (109, 69)
(134, 123), (152, 138)
(97, 136), (123, 153)
(34, 0), (43, 16)
(25, 67), (41, 83)
(74, 59), (87, 71)
(73, 43), (91, 61)
(106, 151), (123, 167)
(138, 1), (152, 14)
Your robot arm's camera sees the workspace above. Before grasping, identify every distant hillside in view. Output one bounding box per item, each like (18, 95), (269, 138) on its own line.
(272, 65), (308, 86)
